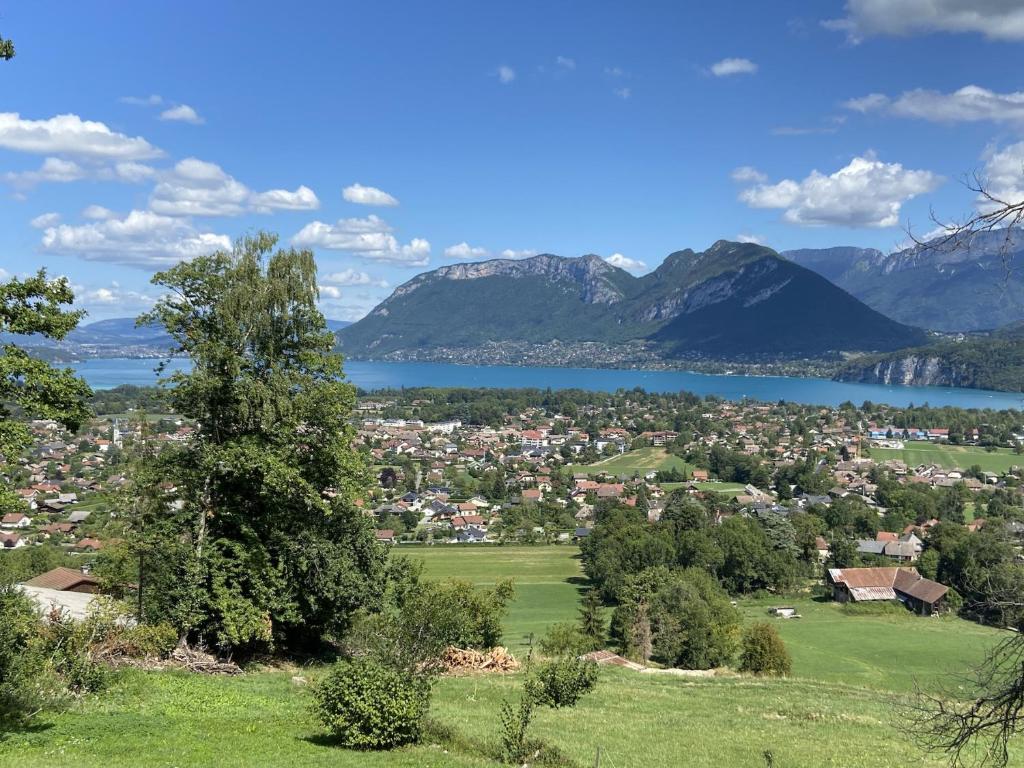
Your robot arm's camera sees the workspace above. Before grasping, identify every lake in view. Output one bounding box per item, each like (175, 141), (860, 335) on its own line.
(69, 357), (1024, 410)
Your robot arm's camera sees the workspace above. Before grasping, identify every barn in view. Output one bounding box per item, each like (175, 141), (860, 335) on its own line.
(827, 567), (949, 616)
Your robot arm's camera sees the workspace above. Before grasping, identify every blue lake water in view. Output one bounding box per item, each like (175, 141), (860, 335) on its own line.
(69, 357), (1024, 410)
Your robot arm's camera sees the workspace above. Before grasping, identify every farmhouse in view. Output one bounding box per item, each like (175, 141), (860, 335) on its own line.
(827, 567), (949, 616)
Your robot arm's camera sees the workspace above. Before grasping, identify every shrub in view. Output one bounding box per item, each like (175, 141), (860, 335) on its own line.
(738, 623), (791, 677)
(498, 692), (536, 764)
(538, 622), (590, 658)
(530, 655), (598, 708)
(312, 659), (428, 749)
(0, 587), (55, 728)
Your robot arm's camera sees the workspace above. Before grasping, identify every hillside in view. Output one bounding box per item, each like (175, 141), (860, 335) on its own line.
(783, 231), (1024, 332)
(834, 322), (1024, 392)
(338, 241), (926, 360)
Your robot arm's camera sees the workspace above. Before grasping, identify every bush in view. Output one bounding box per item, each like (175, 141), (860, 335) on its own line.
(738, 623), (791, 677)
(312, 659), (428, 749)
(530, 655), (598, 708)
(538, 622), (590, 658)
(0, 587), (54, 728)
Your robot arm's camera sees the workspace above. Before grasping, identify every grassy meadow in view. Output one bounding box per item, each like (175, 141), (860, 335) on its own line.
(1, 545), (1018, 767)
(868, 441), (1023, 473)
(573, 446), (693, 477)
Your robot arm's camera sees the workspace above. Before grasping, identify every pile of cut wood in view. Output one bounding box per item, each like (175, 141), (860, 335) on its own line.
(441, 646), (520, 674)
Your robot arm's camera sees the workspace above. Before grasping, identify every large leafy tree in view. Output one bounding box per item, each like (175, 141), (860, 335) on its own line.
(0, 271), (91, 462)
(131, 233), (385, 654)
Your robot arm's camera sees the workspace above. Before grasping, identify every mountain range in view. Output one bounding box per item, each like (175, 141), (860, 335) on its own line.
(782, 230), (1024, 332)
(337, 241), (927, 360)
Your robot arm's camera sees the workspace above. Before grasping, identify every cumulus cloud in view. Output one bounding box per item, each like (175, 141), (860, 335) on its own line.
(825, 0), (1024, 42)
(979, 141), (1024, 210)
(317, 290), (383, 322)
(710, 58), (757, 77)
(497, 65), (516, 84)
(736, 233), (766, 245)
(40, 209), (231, 267)
(109, 161), (157, 183)
(150, 158), (319, 216)
(731, 166), (768, 184)
(119, 94), (163, 106)
(30, 212), (61, 229)
(500, 248), (538, 260)
(318, 285), (343, 299)
(74, 282), (159, 312)
(292, 215), (430, 266)
(844, 85), (1024, 123)
(159, 104), (204, 124)
(737, 152), (943, 228)
(342, 182), (399, 207)
(613, 87), (631, 99)
(82, 205), (115, 220)
(444, 242), (489, 259)
(5, 157), (86, 188)
(605, 253), (647, 272)
(556, 56), (576, 70)
(321, 268), (388, 287)
(0, 112), (161, 159)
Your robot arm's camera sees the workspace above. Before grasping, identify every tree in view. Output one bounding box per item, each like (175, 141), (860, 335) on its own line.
(738, 623), (791, 676)
(0, 271), (91, 459)
(127, 233), (386, 654)
(0, 33), (13, 61)
(578, 588), (605, 650)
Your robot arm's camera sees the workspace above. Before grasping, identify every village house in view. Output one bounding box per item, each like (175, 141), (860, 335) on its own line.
(827, 567), (949, 615)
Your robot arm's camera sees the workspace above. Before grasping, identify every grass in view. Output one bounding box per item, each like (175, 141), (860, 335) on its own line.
(572, 446), (693, 477)
(397, 545), (584, 651)
(868, 441), (1023, 473)
(1, 546), (1019, 767)
(661, 480), (749, 498)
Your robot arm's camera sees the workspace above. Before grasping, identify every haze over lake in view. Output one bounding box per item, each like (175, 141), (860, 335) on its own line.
(72, 357), (1024, 410)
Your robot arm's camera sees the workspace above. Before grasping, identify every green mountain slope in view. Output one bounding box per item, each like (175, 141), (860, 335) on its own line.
(338, 241), (926, 360)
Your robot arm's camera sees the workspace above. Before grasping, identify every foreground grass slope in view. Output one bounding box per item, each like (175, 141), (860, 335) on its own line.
(1, 546), (1018, 767)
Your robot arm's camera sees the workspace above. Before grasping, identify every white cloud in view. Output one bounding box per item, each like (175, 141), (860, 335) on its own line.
(5, 157), (86, 188)
(826, 0), (1024, 42)
(736, 233), (765, 245)
(605, 253), (647, 272)
(82, 205), (115, 220)
(342, 182), (399, 207)
(317, 290), (382, 322)
(731, 166), (768, 184)
(737, 152), (943, 228)
(75, 282), (158, 311)
(845, 85), (1024, 123)
(605, 66), (625, 77)
(613, 87), (632, 99)
(497, 65), (516, 84)
(0, 112), (161, 159)
(318, 285), (343, 299)
(321, 268), (388, 287)
(119, 94), (163, 106)
(30, 212), (60, 229)
(500, 248), (538, 260)
(110, 161), (157, 183)
(40, 209), (231, 267)
(292, 216), (430, 266)
(159, 104), (204, 125)
(150, 158), (319, 216)
(979, 141), (1024, 209)
(710, 58), (758, 77)
(444, 242), (489, 259)
(556, 56), (576, 70)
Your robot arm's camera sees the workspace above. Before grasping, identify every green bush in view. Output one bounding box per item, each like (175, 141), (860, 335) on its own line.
(0, 587), (56, 728)
(530, 655), (599, 708)
(738, 623), (791, 677)
(538, 622), (590, 657)
(312, 659), (428, 749)
(113, 622), (179, 658)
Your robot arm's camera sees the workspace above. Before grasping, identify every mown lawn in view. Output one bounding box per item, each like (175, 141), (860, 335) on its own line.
(868, 441), (1023, 473)
(660, 480), (749, 498)
(397, 545), (585, 651)
(573, 447), (693, 477)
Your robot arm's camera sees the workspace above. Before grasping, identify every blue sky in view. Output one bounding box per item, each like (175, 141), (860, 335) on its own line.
(2, 0), (1024, 321)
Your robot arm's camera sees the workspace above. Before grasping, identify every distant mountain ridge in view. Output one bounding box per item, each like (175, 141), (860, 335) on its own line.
(339, 241), (927, 360)
(783, 231), (1024, 332)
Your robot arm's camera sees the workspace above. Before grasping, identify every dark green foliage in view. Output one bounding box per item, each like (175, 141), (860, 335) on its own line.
(538, 622), (591, 657)
(578, 588), (606, 650)
(123, 233), (386, 654)
(339, 242), (925, 360)
(0, 587), (51, 730)
(738, 623), (791, 676)
(530, 655), (598, 708)
(312, 659), (429, 749)
(0, 270), (91, 458)
(611, 567), (741, 668)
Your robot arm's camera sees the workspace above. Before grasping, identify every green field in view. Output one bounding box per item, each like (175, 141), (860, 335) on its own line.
(573, 446), (693, 477)
(661, 480), (749, 498)
(398, 545), (584, 650)
(868, 441), (1023, 473)
(1, 545), (1018, 767)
